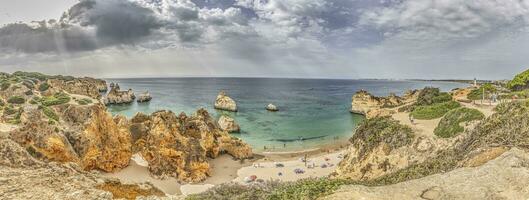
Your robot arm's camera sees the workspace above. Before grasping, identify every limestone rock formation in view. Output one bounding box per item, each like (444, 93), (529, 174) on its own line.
(103, 83), (135, 105)
(137, 92), (153, 103)
(214, 91), (237, 112)
(0, 138), (168, 200)
(60, 103), (133, 172)
(350, 90), (404, 118)
(47, 78), (104, 99)
(130, 108), (252, 182)
(266, 103), (279, 111)
(218, 115), (240, 133)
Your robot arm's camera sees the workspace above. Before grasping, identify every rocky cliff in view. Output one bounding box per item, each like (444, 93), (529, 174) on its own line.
(130, 108), (252, 182)
(351, 90), (417, 119)
(103, 83), (135, 105)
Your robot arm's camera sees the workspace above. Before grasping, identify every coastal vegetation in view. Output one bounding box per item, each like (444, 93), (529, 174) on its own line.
(39, 92), (71, 106)
(351, 116), (414, 156)
(7, 96), (26, 104)
(434, 107), (484, 138)
(411, 101), (460, 120)
(467, 83), (497, 100)
(507, 69), (529, 90)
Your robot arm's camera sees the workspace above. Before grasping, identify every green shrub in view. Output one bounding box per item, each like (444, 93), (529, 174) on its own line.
(3, 106), (17, 115)
(13, 71), (50, 81)
(507, 69), (529, 90)
(268, 178), (354, 200)
(76, 98), (93, 105)
(41, 106), (59, 121)
(0, 98), (4, 107)
(7, 96), (25, 104)
(351, 117), (414, 158)
(40, 92), (71, 106)
(434, 108), (485, 138)
(411, 101), (461, 120)
(1, 82), (10, 91)
(416, 87), (451, 106)
(38, 82), (50, 91)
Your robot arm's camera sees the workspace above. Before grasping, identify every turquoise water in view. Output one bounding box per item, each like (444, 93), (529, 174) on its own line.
(105, 78), (467, 152)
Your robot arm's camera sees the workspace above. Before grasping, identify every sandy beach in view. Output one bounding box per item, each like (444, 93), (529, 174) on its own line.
(103, 142), (347, 196)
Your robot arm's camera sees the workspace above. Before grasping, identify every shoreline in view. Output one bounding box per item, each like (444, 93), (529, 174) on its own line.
(102, 139), (351, 196)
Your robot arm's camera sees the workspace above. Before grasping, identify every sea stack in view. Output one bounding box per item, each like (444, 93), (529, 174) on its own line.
(137, 92), (152, 103)
(102, 83), (135, 105)
(214, 91), (237, 112)
(266, 103), (279, 111)
(218, 115), (241, 133)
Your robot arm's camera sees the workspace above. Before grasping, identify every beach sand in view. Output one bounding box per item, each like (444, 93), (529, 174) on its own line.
(103, 142), (347, 196)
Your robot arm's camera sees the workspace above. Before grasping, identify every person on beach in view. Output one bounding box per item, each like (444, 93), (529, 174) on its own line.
(409, 115), (415, 125)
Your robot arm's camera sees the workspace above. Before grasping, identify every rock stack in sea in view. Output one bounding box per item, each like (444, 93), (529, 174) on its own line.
(137, 91), (152, 103)
(266, 103), (279, 111)
(103, 83), (135, 105)
(218, 115), (241, 133)
(214, 91), (237, 112)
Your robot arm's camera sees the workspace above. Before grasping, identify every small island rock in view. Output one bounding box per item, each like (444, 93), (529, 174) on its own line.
(218, 115), (241, 133)
(266, 103), (279, 111)
(214, 91), (237, 112)
(137, 92), (152, 103)
(103, 83), (135, 105)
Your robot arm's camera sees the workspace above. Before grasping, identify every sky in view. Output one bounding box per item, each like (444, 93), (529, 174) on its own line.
(0, 0), (528, 79)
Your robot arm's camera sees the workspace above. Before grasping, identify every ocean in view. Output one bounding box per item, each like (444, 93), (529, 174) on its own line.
(105, 78), (467, 152)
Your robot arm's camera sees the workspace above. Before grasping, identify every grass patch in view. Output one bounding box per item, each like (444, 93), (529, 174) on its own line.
(41, 106), (59, 121)
(7, 96), (25, 104)
(39, 92), (71, 106)
(38, 82), (50, 91)
(434, 108), (484, 138)
(76, 98), (93, 105)
(411, 101), (461, 120)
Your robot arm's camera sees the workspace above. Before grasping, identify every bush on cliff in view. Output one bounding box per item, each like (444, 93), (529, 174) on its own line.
(41, 106), (59, 121)
(351, 116), (414, 157)
(38, 82), (50, 91)
(76, 98), (92, 105)
(40, 92), (71, 106)
(1, 82), (10, 91)
(416, 87), (452, 106)
(434, 108), (484, 138)
(411, 101), (461, 120)
(507, 69), (529, 91)
(7, 96), (25, 104)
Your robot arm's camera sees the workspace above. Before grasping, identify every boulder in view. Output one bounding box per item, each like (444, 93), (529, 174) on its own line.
(218, 115), (240, 133)
(137, 92), (152, 103)
(214, 91), (237, 112)
(266, 104), (279, 111)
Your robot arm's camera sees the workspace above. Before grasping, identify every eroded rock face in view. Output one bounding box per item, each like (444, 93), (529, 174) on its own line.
(214, 91), (237, 112)
(137, 92), (153, 103)
(103, 83), (135, 105)
(131, 109), (252, 182)
(47, 78), (104, 99)
(351, 90), (403, 116)
(60, 104), (132, 172)
(218, 115), (240, 133)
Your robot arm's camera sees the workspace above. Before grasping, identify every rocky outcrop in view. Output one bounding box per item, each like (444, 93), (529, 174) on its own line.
(214, 91), (237, 112)
(218, 115), (240, 133)
(266, 103), (279, 111)
(60, 103), (133, 172)
(9, 103), (133, 172)
(103, 83), (135, 105)
(0, 138), (168, 200)
(350, 90), (404, 118)
(47, 78), (104, 99)
(325, 148), (529, 200)
(137, 92), (153, 103)
(130, 108), (252, 182)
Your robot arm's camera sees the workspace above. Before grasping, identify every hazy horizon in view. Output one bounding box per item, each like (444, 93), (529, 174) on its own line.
(1, 0), (528, 80)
